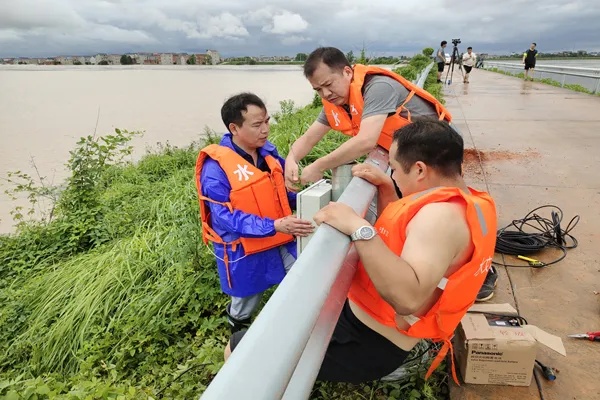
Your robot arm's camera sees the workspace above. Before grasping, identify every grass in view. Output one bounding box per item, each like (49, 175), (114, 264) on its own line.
(0, 54), (448, 399)
(485, 67), (600, 96)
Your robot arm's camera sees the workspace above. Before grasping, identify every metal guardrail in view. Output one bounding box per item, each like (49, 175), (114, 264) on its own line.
(199, 63), (434, 400)
(416, 62), (434, 88)
(483, 61), (600, 93)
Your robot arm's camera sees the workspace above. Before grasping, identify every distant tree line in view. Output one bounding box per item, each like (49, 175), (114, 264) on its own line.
(499, 50), (599, 59)
(120, 55), (134, 65)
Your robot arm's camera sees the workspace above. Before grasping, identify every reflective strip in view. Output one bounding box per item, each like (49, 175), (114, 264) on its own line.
(473, 203), (488, 235)
(411, 186), (441, 200)
(437, 277), (448, 290)
(403, 314), (420, 326)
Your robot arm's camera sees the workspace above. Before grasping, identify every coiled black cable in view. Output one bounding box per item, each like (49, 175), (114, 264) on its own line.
(493, 205), (579, 268)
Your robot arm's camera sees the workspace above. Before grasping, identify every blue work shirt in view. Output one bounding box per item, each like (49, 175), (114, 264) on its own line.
(199, 133), (298, 297)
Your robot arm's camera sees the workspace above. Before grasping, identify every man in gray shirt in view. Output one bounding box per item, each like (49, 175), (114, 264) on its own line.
(435, 41), (447, 83)
(315, 75), (438, 127)
(284, 46), (450, 196)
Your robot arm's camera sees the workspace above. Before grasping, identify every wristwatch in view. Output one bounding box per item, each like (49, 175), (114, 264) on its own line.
(350, 225), (377, 241)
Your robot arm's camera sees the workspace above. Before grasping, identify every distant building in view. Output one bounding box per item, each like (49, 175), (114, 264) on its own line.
(135, 54), (148, 64)
(206, 49), (221, 65)
(195, 54), (208, 64)
(4, 48), (224, 66)
(95, 54), (108, 64)
(56, 56), (77, 65)
(160, 53), (173, 65)
(108, 54), (121, 65)
(143, 54), (159, 65)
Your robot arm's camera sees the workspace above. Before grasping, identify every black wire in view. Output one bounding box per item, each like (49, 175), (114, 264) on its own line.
(403, 341), (434, 365)
(476, 312), (528, 326)
(492, 205), (579, 268)
(534, 368), (547, 400)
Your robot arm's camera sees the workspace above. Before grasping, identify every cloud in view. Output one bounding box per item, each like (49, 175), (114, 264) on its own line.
(281, 36), (311, 46)
(262, 11), (309, 35)
(0, 30), (23, 42)
(0, 0), (599, 57)
(0, 0), (85, 30)
(195, 13), (249, 39)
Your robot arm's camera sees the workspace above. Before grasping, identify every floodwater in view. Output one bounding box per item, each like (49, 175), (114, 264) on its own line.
(0, 65), (315, 234)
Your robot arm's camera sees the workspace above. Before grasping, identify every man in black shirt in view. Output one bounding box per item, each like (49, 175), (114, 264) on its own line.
(522, 43), (538, 81)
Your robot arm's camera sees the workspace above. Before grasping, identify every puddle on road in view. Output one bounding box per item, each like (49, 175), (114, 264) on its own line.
(462, 148), (541, 175)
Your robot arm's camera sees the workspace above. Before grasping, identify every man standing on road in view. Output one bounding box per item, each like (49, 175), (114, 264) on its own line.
(195, 93), (314, 333)
(522, 42), (538, 81)
(462, 47), (477, 83)
(284, 46), (452, 197)
(436, 41), (447, 83)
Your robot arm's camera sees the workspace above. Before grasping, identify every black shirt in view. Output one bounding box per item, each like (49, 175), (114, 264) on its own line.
(524, 49), (537, 64)
(230, 141), (270, 173)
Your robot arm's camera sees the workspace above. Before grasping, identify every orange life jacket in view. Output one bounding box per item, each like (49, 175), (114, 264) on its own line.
(347, 186), (497, 385)
(321, 64), (453, 150)
(195, 144), (294, 288)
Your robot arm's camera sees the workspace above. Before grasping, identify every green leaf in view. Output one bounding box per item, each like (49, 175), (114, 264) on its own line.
(5, 391), (20, 400)
(36, 384), (51, 394)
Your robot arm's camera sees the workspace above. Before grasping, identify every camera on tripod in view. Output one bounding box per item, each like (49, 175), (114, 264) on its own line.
(444, 39), (464, 85)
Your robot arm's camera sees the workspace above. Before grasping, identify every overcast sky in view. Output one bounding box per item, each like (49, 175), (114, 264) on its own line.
(1, 0), (599, 58)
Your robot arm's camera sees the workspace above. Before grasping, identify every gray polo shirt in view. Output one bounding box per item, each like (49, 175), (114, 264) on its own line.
(316, 74), (438, 127)
(435, 47), (446, 63)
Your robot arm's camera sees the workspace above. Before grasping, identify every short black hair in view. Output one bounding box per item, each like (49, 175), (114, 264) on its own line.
(303, 46), (351, 78)
(392, 119), (463, 177)
(441, 41), (447, 46)
(532, 42), (537, 46)
(221, 92), (266, 131)
(467, 46), (472, 50)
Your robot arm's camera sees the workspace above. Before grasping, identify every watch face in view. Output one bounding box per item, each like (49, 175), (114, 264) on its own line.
(360, 226), (375, 239)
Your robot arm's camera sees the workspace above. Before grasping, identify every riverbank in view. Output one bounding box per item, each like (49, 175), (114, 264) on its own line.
(0, 54), (448, 399)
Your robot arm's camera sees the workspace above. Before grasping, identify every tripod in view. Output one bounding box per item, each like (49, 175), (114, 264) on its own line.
(444, 43), (464, 85)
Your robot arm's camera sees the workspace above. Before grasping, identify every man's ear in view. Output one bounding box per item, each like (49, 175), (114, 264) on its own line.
(343, 65), (353, 79)
(414, 161), (427, 181)
(228, 123), (240, 136)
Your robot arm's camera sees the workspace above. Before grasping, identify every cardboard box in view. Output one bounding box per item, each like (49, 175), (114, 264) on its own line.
(454, 303), (566, 386)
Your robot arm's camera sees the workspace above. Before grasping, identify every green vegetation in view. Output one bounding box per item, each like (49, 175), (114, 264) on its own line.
(186, 55), (196, 65)
(486, 67), (599, 96)
(489, 50), (599, 60)
(120, 55), (134, 65)
(0, 51), (448, 399)
(392, 49), (444, 104)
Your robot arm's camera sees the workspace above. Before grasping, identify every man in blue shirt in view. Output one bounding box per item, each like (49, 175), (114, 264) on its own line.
(196, 93), (314, 333)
